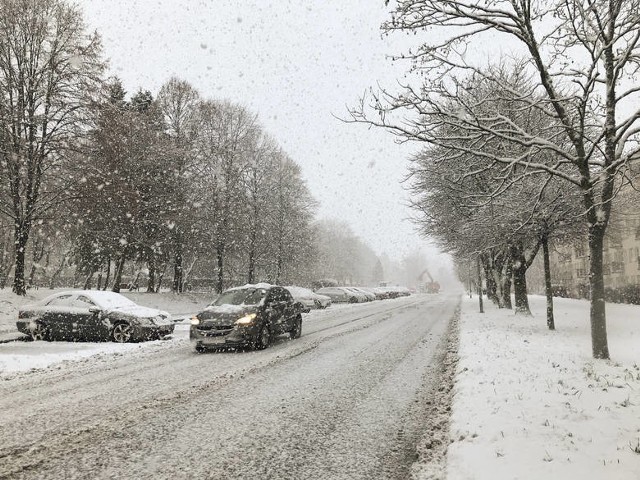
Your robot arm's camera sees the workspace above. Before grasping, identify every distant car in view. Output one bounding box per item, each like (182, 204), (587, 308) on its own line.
(16, 290), (174, 343)
(285, 286), (331, 312)
(369, 287), (390, 300)
(316, 287), (356, 303)
(190, 284), (303, 352)
(351, 287), (376, 301)
(343, 287), (369, 303)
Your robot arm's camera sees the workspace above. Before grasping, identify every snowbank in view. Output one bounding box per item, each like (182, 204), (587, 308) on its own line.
(447, 295), (640, 480)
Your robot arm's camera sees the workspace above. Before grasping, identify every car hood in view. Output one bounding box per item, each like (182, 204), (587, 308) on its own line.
(108, 306), (172, 325)
(198, 305), (258, 325)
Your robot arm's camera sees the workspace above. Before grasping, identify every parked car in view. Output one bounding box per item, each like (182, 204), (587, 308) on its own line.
(16, 290), (174, 343)
(285, 286), (332, 312)
(190, 283), (303, 352)
(351, 287), (376, 301)
(316, 287), (356, 303)
(367, 287), (389, 300)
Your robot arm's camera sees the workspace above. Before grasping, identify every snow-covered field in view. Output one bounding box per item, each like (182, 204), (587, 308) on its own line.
(447, 295), (640, 480)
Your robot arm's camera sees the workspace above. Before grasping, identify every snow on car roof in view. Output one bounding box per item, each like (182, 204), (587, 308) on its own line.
(225, 282), (273, 291)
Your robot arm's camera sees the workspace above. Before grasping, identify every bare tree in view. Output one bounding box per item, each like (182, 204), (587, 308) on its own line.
(193, 100), (259, 292)
(352, 1), (640, 359)
(0, 0), (104, 295)
(241, 133), (278, 283)
(265, 153), (316, 285)
(157, 77), (200, 292)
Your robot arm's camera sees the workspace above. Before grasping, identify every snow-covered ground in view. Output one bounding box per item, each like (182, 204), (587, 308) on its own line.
(5, 288), (638, 478)
(447, 295), (640, 480)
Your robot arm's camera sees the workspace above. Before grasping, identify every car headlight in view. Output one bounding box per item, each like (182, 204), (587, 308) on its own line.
(235, 313), (257, 325)
(190, 316), (200, 325)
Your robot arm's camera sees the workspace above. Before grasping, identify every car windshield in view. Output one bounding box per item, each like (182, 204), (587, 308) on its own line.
(213, 288), (267, 306)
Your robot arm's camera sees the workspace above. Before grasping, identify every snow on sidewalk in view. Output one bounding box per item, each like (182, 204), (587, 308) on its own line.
(447, 295), (640, 480)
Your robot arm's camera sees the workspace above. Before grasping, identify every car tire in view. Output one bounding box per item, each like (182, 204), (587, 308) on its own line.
(290, 315), (302, 339)
(254, 324), (271, 350)
(30, 322), (50, 341)
(111, 323), (133, 343)
(349, 297), (357, 303)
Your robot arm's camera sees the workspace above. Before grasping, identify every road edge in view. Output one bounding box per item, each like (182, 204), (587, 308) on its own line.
(411, 299), (461, 480)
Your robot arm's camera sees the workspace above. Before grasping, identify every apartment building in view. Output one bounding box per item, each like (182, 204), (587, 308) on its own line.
(549, 207), (640, 297)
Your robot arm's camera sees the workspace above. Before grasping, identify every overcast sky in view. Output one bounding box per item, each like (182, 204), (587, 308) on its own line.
(79, 0), (446, 263)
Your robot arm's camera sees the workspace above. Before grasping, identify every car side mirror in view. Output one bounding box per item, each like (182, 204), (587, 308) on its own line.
(89, 307), (101, 314)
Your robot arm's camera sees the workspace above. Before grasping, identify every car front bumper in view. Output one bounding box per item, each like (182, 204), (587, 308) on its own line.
(133, 324), (175, 340)
(190, 324), (259, 348)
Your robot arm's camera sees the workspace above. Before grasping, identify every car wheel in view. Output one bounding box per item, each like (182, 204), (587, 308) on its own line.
(255, 324), (271, 350)
(349, 297), (357, 303)
(290, 315), (302, 339)
(30, 323), (49, 341)
(111, 323), (133, 343)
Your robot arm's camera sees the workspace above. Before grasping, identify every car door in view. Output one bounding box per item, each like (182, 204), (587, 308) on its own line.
(43, 294), (75, 340)
(74, 295), (108, 341)
(280, 289), (297, 329)
(265, 288), (287, 334)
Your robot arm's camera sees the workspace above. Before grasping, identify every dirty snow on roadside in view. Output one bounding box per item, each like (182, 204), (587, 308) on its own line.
(447, 295), (640, 480)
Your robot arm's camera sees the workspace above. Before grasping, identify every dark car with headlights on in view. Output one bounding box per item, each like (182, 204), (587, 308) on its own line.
(16, 290), (174, 343)
(190, 284), (303, 352)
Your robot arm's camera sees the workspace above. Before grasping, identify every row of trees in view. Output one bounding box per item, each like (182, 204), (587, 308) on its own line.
(0, 0), (318, 294)
(69, 77), (318, 293)
(352, 0), (640, 360)
(0, 0), (421, 295)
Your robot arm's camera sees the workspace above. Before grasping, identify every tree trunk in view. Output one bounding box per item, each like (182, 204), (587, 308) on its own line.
(484, 260), (499, 305)
(501, 262), (513, 310)
(156, 263), (166, 292)
(0, 260), (13, 289)
(103, 257), (111, 291)
(172, 231), (183, 293)
(27, 263), (37, 289)
(247, 228), (257, 284)
(512, 264), (531, 315)
(27, 237), (45, 288)
(12, 224), (29, 296)
(112, 256), (126, 292)
(476, 255), (483, 313)
(542, 235), (555, 330)
(49, 253), (68, 289)
(216, 244), (225, 294)
(588, 226), (609, 359)
(147, 256), (156, 293)
(96, 271), (103, 291)
(131, 272), (141, 291)
(83, 266), (96, 290)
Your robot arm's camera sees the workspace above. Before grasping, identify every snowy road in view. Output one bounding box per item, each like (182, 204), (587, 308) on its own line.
(0, 294), (459, 479)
